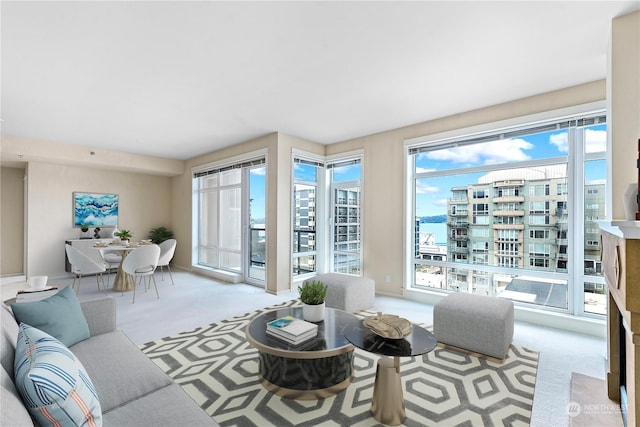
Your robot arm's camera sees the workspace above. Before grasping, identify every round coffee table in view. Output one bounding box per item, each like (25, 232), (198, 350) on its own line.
(344, 321), (437, 425)
(246, 306), (361, 400)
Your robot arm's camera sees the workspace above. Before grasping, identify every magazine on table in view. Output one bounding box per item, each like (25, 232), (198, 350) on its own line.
(266, 327), (318, 345)
(15, 287), (59, 303)
(267, 316), (318, 342)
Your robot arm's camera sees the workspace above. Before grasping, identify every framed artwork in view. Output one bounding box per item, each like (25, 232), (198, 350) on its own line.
(73, 192), (119, 228)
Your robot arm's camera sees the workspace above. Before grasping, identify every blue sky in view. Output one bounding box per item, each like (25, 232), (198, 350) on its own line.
(251, 163), (362, 222)
(250, 167), (266, 221)
(414, 125), (607, 217)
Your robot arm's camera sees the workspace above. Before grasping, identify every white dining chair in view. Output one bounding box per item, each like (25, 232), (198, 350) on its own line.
(156, 239), (177, 285)
(122, 244), (161, 303)
(98, 248), (122, 289)
(65, 244), (106, 294)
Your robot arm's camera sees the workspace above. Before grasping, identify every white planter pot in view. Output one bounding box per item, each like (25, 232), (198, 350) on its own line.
(302, 302), (325, 322)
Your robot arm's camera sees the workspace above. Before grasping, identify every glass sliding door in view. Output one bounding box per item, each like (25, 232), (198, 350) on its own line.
(194, 154), (267, 286)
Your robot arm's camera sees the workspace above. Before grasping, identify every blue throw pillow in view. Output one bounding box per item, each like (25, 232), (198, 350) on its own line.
(14, 323), (102, 426)
(11, 286), (90, 347)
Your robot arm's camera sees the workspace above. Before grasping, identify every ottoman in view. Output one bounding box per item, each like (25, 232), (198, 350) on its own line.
(433, 292), (514, 359)
(305, 273), (375, 313)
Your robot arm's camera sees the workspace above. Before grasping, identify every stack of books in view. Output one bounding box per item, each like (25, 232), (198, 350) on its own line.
(266, 315), (319, 345)
(15, 287), (59, 303)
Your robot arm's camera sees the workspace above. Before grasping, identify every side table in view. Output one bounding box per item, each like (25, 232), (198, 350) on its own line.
(344, 321), (437, 425)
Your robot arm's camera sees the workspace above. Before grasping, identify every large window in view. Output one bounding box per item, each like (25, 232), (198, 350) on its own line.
(292, 152), (363, 281)
(329, 157), (362, 275)
(194, 154), (266, 284)
(196, 169), (242, 272)
(293, 158), (322, 278)
(407, 109), (607, 316)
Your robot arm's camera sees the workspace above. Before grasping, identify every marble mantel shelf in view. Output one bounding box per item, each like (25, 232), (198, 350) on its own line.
(595, 220), (640, 239)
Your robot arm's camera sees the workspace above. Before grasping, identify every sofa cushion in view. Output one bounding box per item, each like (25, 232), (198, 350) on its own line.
(14, 323), (102, 427)
(11, 286), (90, 347)
(101, 383), (218, 426)
(70, 331), (172, 413)
(2, 367), (33, 426)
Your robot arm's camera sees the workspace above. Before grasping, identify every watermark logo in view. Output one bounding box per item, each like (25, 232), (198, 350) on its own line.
(566, 401), (581, 417)
(567, 401), (622, 417)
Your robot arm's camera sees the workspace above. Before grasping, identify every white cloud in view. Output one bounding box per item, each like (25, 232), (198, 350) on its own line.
(585, 129), (607, 153)
(587, 178), (606, 185)
(416, 166), (436, 174)
(549, 129), (606, 153)
(434, 198), (449, 207)
(549, 132), (568, 153)
(416, 181), (439, 194)
(425, 138), (533, 165)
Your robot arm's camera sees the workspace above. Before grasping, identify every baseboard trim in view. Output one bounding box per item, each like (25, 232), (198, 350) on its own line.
(0, 275), (26, 286)
(191, 265), (243, 284)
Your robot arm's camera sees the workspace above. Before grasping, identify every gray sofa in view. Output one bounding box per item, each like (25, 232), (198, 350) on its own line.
(2, 296), (218, 426)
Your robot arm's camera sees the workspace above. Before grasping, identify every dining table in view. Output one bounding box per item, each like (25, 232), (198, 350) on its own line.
(94, 243), (138, 292)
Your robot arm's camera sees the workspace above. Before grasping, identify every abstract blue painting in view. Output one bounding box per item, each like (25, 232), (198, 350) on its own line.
(73, 192), (119, 227)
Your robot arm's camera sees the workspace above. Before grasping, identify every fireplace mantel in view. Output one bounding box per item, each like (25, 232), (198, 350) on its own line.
(597, 220), (640, 427)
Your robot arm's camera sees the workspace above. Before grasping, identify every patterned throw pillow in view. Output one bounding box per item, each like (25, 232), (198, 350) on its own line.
(14, 323), (102, 427)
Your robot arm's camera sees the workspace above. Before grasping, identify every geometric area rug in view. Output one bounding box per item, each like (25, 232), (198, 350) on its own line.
(140, 299), (539, 427)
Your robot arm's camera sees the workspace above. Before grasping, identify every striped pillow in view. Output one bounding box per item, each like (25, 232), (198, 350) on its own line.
(14, 323), (102, 427)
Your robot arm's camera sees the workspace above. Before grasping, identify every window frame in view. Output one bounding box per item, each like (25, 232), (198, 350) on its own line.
(403, 101), (607, 318)
(292, 150), (325, 282)
(327, 152), (363, 276)
(192, 149), (267, 279)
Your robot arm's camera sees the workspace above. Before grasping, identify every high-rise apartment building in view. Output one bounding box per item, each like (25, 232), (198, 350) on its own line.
(434, 166), (605, 304)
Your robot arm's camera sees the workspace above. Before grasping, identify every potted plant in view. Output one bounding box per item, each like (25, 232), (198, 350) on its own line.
(298, 280), (328, 322)
(80, 225), (90, 239)
(149, 226), (174, 244)
(114, 229), (133, 244)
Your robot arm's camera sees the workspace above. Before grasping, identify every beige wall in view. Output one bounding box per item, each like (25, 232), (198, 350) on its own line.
(609, 11), (640, 219)
(1, 167), (25, 275)
(25, 162), (172, 278)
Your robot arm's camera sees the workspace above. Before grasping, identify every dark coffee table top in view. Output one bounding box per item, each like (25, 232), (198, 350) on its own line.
(246, 306), (362, 358)
(343, 321), (437, 357)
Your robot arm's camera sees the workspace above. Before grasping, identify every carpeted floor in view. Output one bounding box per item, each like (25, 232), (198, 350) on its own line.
(140, 300), (539, 427)
(569, 372), (623, 427)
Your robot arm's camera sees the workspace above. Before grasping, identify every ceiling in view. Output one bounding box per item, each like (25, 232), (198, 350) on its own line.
(2, 1), (639, 161)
